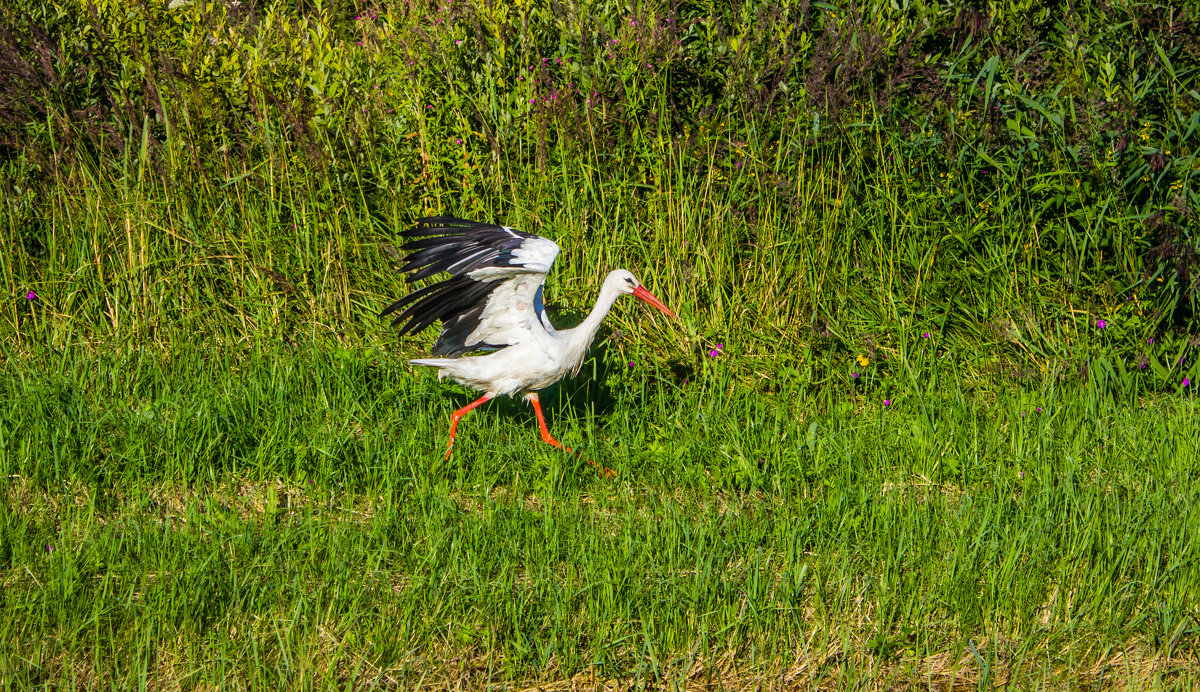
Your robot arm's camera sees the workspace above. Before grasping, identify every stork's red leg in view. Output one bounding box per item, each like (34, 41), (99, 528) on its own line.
(527, 393), (571, 453)
(445, 394), (492, 460)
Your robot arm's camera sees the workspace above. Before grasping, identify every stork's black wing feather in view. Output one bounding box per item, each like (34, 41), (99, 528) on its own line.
(399, 216), (550, 282)
(381, 217), (559, 357)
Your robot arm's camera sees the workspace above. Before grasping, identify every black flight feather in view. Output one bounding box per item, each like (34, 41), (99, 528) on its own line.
(381, 217), (550, 357)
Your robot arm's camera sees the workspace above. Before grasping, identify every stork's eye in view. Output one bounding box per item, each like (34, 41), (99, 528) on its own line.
(625, 277), (634, 285)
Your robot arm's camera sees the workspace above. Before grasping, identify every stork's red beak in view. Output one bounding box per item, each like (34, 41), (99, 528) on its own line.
(632, 285), (678, 319)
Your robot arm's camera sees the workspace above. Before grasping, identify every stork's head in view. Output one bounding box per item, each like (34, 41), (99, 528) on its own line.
(608, 269), (677, 319)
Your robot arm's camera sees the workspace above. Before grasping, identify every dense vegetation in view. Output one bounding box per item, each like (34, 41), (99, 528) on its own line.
(2, 0), (1199, 688)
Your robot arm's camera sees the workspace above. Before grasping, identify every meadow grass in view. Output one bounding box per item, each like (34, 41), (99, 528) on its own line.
(2, 342), (1199, 689)
(3, 0), (1200, 688)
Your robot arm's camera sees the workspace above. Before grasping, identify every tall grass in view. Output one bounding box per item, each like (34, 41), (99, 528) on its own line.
(3, 0), (1197, 368)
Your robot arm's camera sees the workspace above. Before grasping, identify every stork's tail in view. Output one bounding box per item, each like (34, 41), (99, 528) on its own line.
(410, 358), (457, 369)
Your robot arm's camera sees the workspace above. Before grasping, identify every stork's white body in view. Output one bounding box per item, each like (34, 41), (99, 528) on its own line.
(411, 271), (627, 397)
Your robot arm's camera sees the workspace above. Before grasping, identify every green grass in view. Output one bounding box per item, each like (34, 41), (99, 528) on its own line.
(2, 342), (1199, 689)
(3, 0), (1200, 687)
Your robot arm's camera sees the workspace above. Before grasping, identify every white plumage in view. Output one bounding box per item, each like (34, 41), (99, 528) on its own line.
(382, 217), (676, 459)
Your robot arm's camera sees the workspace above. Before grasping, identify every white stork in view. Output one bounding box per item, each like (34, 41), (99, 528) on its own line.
(382, 216), (677, 460)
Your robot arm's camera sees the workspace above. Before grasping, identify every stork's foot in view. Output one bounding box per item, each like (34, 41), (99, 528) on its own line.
(581, 454), (616, 478)
(541, 431), (617, 477)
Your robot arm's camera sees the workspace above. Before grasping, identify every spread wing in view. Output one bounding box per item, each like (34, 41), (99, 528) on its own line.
(380, 217), (558, 356)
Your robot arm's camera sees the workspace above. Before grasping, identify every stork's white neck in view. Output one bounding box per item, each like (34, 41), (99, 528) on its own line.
(558, 271), (628, 365)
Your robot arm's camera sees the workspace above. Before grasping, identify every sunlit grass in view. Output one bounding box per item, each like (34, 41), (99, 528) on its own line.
(2, 343), (1199, 688)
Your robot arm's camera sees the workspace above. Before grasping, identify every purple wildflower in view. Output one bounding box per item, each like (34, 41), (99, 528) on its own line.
(1096, 319), (1107, 329)
(883, 399), (891, 406)
(1148, 338), (1155, 344)
(851, 372), (859, 379)
(1184, 378), (1192, 388)
(922, 333), (931, 338)
(25, 290), (36, 301)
